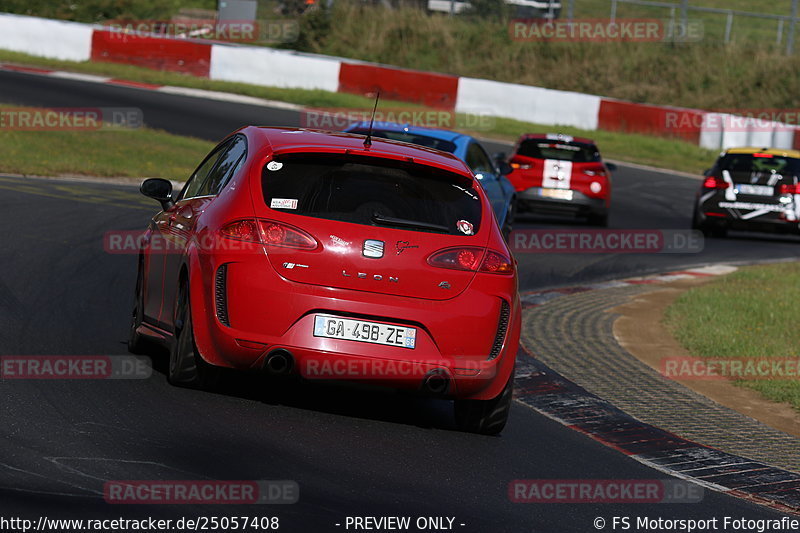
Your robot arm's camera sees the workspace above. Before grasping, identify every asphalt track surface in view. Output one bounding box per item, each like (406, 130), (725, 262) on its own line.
(1, 70), (798, 531)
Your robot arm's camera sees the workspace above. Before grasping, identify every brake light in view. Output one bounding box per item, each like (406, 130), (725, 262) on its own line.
(427, 248), (514, 274)
(220, 219), (260, 242)
(779, 183), (800, 194)
(702, 176), (730, 189)
(753, 153), (774, 158)
(220, 219), (318, 250)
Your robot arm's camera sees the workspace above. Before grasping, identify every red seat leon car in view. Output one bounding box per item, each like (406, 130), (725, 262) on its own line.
(129, 127), (521, 434)
(506, 133), (615, 226)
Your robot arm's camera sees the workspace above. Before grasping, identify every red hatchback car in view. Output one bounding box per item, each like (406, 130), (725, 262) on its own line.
(129, 127), (521, 434)
(506, 133), (614, 226)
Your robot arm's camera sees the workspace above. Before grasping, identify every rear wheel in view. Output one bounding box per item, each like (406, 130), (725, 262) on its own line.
(169, 281), (221, 390)
(454, 368), (514, 435)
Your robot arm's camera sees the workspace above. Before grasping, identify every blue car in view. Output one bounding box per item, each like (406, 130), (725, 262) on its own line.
(344, 122), (517, 238)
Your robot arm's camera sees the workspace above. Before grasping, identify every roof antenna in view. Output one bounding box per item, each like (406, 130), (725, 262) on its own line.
(363, 90), (381, 149)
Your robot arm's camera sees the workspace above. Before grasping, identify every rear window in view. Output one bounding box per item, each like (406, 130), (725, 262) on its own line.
(348, 129), (457, 154)
(717, 154), (800, 177)
(262, 154), (482, 236)
(516, 140), (600, 163)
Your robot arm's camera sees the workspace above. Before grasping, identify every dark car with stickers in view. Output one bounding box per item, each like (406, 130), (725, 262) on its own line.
(692, 147), (800, 238)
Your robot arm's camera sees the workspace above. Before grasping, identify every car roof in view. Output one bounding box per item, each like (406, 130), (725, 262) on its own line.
(517, 133), (596, 145)
(724, 147), (800, 158)
(241, 126), (473, 176)
(345, 121), (469, 143)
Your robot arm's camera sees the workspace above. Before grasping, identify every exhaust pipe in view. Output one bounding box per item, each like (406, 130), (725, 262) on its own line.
(421, 369), (451, 396)
(264, 349), (294, 376)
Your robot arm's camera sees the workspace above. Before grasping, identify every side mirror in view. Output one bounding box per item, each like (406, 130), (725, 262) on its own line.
(497, 161), (514, 175)
(140, 178), (174, 211)
(605, 162), (618, 172)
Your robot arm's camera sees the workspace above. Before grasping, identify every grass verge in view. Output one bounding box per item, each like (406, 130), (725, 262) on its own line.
(664, 262), (800, 411)
(0, 49), (717, 175)
(0, 104), (212, 179)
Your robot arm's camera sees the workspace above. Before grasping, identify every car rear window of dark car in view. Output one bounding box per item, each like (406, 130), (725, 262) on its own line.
(516, 140), (600, 163)
(717, 154), (800, 177)
(262, 154), (481, 236)
(348, 129), (457, 154)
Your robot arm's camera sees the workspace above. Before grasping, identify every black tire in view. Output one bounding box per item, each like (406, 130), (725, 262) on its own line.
(454, 368), (514, 435)
(128, 258), (150, 355)
(587, 212), (608, 227)
(691, 207), (726, 238)
(169, 281), (221, 390)
(710, 226), (728, 238)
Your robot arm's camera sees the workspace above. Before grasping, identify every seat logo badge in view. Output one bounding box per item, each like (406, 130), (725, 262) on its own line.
(363, 240), (385, 258)
(438, 281), (451, 290)
(396, 240), (419, 255)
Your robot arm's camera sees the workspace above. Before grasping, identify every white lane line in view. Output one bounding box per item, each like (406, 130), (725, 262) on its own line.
(49, 71), (112, 83)
(157, 85), (304, 110)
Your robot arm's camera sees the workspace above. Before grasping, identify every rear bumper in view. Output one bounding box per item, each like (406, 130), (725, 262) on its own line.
(517, 187), (606, 217)
(190, 253), (521, 400)
(697, 196), (800, 234)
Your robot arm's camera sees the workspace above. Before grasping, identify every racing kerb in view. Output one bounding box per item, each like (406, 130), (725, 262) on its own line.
(1, 12), (799, 151)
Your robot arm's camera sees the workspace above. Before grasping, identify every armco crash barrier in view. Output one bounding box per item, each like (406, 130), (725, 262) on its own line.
(0, 11), (797, 151)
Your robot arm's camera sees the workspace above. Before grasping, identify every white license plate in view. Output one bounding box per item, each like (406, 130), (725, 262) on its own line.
(540, 188), (574, 200)
(313, 316), (416, 349)
(736, 183), (774, 196)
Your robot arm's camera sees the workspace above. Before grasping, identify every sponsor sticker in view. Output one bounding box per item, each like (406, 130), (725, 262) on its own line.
(456, 220), (474, 235)
(266, 161), (283, 171)
(270, 198), (298, 210)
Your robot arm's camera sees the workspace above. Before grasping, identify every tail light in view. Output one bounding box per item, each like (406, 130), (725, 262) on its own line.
(220, 219), (318, 250)
(779, 183), (800, 194)
(702, 176), (730, 189)
(510, 162), (533, 170)
(427, 247), (514, 274)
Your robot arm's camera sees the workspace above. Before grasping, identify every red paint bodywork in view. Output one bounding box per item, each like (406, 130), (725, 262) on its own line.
(137, 127), (520, 401)
(506, 133), (612, 207)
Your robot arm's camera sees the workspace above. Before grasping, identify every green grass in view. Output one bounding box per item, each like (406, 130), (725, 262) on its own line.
(664, 263), (800, 411)
(0, 104), (212, 179)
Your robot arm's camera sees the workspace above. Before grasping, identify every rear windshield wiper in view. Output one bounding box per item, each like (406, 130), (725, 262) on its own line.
(372, 213), (450, 233)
